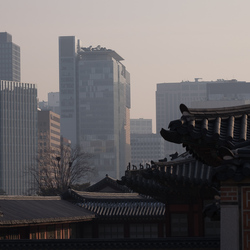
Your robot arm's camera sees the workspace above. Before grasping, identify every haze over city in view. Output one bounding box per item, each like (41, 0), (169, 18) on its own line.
(2, 0), (250, 132)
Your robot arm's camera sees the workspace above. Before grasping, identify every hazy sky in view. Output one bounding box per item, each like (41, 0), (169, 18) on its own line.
(1, 0), (250, 132)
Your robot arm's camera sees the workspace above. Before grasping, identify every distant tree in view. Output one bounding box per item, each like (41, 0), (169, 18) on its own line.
(30, 144), (94, 196)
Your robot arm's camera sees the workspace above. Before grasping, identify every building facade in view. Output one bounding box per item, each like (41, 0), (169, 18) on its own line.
(38, 92), (60, 115)
(130, 118), (152, 134)
(0, 81), (37, 195)
(130, 133), (165, 166)
(48, 92), (60, 115)
(38, 110), (61, 154)
(59, 37), (131, 180)
(130, 118), (165, 165)
(0, 32), (20, 82)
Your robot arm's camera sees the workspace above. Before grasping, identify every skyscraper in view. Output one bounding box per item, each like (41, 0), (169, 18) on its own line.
(38, 110), (61, 154)
(130, 119), (165, 166)
(130, 118), (152, 134)
(48, 92), (60, 115)
(59, 37), (131, 180)
(0, 80), (37, 195)
(0, 32), (20, 82)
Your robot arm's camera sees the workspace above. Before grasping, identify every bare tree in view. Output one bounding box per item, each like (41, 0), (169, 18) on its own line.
(30, 144), (94, 196)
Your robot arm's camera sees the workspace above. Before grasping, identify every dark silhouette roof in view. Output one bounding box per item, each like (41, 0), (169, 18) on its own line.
(79, 200), (165, 218)
(70, 190), (165, 219)
(120, 153), (218, 203)
(85, 175), (132, 193)
(160, 103), (250, 181)
(0, 196), (94, 226)
(160, 103), (250, 165)
(72, 190), (147, 201)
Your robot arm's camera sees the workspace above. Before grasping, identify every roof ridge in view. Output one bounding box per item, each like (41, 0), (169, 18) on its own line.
(180, 103), (250, 117)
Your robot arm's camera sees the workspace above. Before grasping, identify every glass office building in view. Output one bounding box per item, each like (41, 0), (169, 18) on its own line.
(0, 81), (37, 195)
(59, 37), (131, 180)
(0, 32), (20, 82)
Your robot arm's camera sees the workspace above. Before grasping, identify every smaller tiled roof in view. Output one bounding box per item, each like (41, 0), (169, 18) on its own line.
(71, 190), (150, 201)
(79, 201), (165, 218)
(85, 175), (132, 193)
(0, 196), (95, 226)
(70, 190), (165, 219)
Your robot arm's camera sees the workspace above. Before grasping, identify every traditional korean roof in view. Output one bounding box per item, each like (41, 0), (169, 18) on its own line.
(79, 200), (165, 218)
(0, 196), (95, 226)
(160, 103), (250, 181)
(72, 190), (147, 201)
(70, 190), (165, 219)
(120, 153), (219, 203)
(85, 174), (132, 193)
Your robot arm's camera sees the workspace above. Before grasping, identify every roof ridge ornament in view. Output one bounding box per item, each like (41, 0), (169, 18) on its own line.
(180, 103), (191, 116)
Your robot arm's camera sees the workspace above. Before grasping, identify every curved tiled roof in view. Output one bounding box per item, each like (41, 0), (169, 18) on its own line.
(161, 103), (250, 167)
(72, 190), (147, 200)
(0, 196), (94, 226)
(70, 190), (165, 219)
(160, 103), (250, 181)
(85, 175), (132, 193)
(120, 153), (218, 203)
(79, 200), (165, 218)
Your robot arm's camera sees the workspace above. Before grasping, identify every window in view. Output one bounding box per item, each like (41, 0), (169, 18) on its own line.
(40, 231), (45, 239)
(10, 229), (19, 239)
(204, 217), (220, 237)
(56, 225), (62, 239)
(130, 223), (158, 238)
(171, 213), (188, 237)
(57, 229), (61, 239)
(31, 232), (36, 239)
(82, 224), (92, 238)
(64, 228), (68, 239)
(46, 225), (55, 239)
(99, 224), (124, 238)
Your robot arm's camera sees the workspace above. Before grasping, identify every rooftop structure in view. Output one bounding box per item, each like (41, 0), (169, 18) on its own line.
(79, 45), (124, 61)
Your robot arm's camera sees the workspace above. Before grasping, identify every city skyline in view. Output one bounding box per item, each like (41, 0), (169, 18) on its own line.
(2, 1), (250, 133)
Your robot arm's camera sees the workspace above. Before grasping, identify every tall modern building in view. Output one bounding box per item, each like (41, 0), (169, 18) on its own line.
(48, 92), (60, 115)
(59, 36), (131, 180)
(0, 32), (20, 82)
(38, 92), (60, 115)
(38, 110), (61, 153)
(156, 78), (250, 157)
(130, 118), (165, 166)
(0, 81), (37, 195)
(130, 118), (152, 134)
